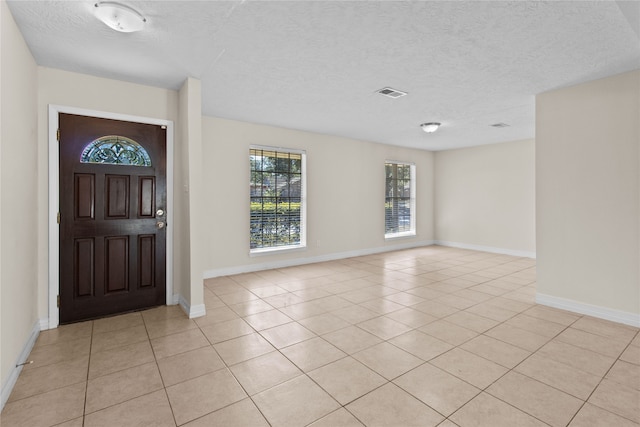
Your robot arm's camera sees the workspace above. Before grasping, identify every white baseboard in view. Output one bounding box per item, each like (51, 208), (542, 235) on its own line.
(171, 293), (180, 305)
(188, 304), (206, 319)
(178, 295), (206, 319)
(203, 240), (436, 279)
(434, 240), (536, 259)
(39, 318), (50, 331)
(536, 293), (640, 328)
(1, 319), (42, 411)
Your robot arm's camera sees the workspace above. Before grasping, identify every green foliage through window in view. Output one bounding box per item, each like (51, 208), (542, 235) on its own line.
(250, 148), (304, 250)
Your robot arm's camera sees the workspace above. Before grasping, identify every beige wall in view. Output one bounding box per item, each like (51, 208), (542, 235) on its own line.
(36, 68), (185, 319)
(434, 140), (536, 256)
(178, 78), (205, 314)
(201, 117), (435, 275)
(537, 70), (640, 320)
(0, 0), (3, 402)
(1, 0), (38, 401)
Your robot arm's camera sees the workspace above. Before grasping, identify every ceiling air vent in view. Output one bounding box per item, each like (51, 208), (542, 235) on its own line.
(376, 87), (407, 98)
(490, 123), (510, 128)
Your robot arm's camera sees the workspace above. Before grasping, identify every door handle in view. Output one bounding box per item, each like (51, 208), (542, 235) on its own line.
(156, 221), (166, 229)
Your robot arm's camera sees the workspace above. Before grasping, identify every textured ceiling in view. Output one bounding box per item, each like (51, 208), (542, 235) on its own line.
(7, 0), (640, 151)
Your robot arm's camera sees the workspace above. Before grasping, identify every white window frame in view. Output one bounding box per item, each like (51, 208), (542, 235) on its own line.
(249, 145), (307, 255)
(384, 160), (416, 239)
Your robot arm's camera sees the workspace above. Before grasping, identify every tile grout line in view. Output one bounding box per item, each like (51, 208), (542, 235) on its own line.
(564, 328), (640, 426)
(199, 317), (276, 427)
(81, 320), (95, 426)
(141, 310), (179, 427)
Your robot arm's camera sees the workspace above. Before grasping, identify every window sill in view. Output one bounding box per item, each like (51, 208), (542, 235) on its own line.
(385, 231), (416, 240)
(250, 244), (307, 257)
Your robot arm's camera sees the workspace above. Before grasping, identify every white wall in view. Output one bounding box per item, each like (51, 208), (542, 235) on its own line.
(434, 139), (536, 256)
(1, 0), (38, 406)
(536, 70), (640, 325)
(36, 68), (186, 320)
(201, 117), (435, 275)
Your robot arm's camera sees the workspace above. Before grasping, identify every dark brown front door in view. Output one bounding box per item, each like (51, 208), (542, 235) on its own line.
(59, 113), (167, 323)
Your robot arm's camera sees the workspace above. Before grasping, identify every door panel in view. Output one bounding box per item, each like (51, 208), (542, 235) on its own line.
(105, 236), (129, 294)
(74, 238), (95, 297)
(139, 177), (155, 217)
(138, 235), (155, 288)
(105, 175), (130, 219)
(74, 174), (95, 220)
(59, 113), (166, 323)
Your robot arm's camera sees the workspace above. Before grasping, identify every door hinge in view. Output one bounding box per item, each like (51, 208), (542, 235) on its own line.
(57, 295), (60, 308)
(56, 128), (60, 141)
(57, 212), (61, 224)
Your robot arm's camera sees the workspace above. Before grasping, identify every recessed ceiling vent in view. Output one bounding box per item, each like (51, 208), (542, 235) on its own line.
(490, 122), (510, 128)
(376, 87), (407, 98)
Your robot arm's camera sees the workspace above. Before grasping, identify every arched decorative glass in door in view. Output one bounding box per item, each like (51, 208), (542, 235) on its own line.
(80, 135), (152, 166)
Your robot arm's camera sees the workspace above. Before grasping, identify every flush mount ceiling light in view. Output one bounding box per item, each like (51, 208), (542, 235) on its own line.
(94, 2), (146, 33)
(420, 122), (441, 133)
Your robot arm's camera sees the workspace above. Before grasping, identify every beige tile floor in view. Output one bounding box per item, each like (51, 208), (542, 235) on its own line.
(2, 246), (639, 426)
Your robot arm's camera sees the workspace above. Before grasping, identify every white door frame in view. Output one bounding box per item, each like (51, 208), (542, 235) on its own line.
(48, 105), (174, 329)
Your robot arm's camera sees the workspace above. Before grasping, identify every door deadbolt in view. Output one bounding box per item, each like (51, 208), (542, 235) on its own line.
(156, 208), (165, 217)
(156, 221), (166, 229)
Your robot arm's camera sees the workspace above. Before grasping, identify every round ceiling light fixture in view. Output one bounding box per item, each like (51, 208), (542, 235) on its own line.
(420, 122), (441, 133)
(94, 2), (146, 33)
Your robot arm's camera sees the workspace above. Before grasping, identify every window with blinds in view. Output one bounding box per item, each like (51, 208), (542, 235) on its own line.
(385, 161), (416, 237)
(250, 147), (306, 252)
